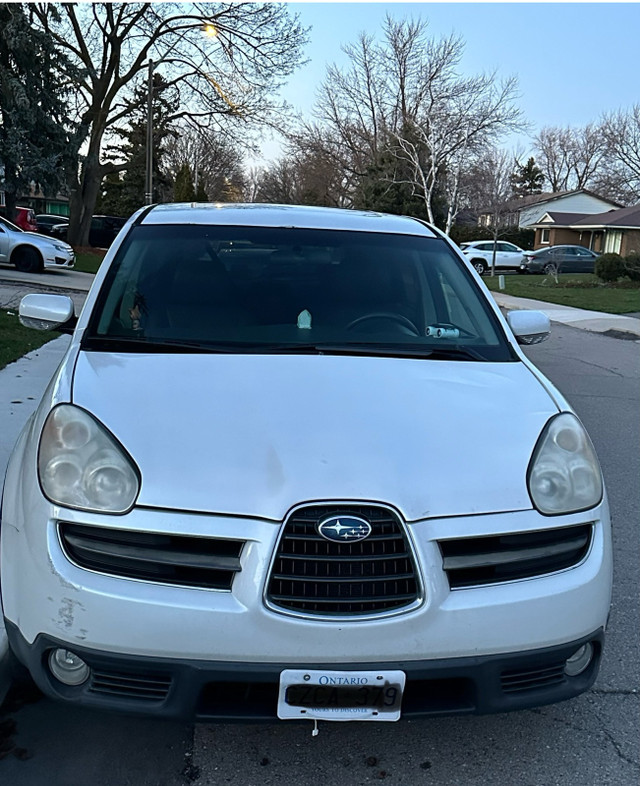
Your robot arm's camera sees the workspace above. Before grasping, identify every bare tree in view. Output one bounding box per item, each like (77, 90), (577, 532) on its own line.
(601, 104), (640, 203)
(390, 69), (523, 232)
(534, 123), (608, 193)
(164, 122), (247, 201)
(32, 2), (308, 245)
(466, 147), (516, 275)
(533, 127), (573, 191)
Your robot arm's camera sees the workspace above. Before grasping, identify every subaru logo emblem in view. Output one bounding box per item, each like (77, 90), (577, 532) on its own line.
(317, 515), (372, 543)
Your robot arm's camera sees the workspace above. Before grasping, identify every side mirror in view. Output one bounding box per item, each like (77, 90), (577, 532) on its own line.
(19, 294), (77, 334)
(506, 310), (550, 345)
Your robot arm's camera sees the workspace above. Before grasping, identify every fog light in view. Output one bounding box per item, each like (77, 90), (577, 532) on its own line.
(48, 649), (90, 686)
(564, 642), (594, 677)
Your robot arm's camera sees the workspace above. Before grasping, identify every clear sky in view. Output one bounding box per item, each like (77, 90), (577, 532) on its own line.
(258, 1), (640, 163)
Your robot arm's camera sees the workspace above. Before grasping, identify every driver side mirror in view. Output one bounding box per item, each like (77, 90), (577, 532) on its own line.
(19, 294), (77, 334)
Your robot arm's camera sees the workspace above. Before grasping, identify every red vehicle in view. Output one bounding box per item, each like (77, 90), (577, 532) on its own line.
(13, 207), (38, 232)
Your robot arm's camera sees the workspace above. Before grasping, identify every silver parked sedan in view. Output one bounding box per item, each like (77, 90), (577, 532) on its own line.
(0, 215), (74, 273)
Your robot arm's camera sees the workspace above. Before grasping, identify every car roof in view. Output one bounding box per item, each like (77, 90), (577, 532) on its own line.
(533, 244), (590, 252)
(139, 203), (438, 238)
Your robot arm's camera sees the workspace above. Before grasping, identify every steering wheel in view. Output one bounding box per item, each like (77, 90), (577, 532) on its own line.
(346, 312), (420, 336)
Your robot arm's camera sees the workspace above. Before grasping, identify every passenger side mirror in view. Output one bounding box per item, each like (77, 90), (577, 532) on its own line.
(506, 310), (550, 345)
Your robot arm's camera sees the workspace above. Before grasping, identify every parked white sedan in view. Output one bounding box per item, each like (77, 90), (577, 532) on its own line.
(459, 240), (525, 275)
(1, 204), (610, 725)
(0, 215), (74, 273)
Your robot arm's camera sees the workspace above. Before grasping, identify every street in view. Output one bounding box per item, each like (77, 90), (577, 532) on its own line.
(0, 321), (638, 785)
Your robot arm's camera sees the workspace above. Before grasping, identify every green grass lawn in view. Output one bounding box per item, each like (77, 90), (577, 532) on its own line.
(0, 310), (60, 370)
(483, 273), (640, 314)
(73, 248), (106, 275)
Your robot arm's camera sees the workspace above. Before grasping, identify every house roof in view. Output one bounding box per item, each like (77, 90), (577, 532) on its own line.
(480, 189), (623, 217)
(571, 203), (640, 229)
(535, 211), (591, 227)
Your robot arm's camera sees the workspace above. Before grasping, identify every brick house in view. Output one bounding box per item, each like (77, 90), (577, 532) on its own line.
(477, 189), (622, 231)
(572, 204), (640, 256)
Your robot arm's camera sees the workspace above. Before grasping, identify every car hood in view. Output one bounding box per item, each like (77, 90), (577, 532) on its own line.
(71, 352), (557, 521)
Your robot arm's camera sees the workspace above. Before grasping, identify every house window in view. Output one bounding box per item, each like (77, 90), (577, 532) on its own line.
(604, 231), (622, 254)
(540, 229), (550, 244)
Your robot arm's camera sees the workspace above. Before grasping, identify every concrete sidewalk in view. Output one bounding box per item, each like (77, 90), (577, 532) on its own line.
(492, 292), (640, 340)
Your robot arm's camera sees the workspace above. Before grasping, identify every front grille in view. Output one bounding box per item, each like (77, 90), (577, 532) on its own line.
(439, 523), (593, 589)
(267, 504), (420, 616)
(59, 522), (244, 590)
(501, 661), (566, 694)
(89, 668), (172, 702)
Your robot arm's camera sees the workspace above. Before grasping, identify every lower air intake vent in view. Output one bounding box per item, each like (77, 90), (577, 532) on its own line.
(267, 504), (419, 617)
(89, 669), (172, 702)
(440, 523), (593, 589)
(59, 522), (244, 590)
(501, 662), (566, 694)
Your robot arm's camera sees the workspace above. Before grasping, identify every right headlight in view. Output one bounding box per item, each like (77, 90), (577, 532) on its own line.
(38, 404), (140, 514)
(527, 413), (603, 515)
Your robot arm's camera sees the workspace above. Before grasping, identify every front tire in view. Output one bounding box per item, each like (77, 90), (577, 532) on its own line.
(471, 259), (486, 275)
(13, 246), (44, 274)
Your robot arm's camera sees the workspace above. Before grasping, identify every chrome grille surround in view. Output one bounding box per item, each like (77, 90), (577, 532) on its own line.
(265, 502), (423, 620)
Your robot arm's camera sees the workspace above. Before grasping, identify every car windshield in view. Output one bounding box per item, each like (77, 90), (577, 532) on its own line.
(84, 224), (514, 361)
(0, 215), (23, 233)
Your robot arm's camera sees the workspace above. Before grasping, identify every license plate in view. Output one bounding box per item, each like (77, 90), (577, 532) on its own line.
(277, 669), (405, 722)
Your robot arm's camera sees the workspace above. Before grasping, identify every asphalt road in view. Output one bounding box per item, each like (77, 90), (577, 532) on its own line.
(0, 324), (638, 785)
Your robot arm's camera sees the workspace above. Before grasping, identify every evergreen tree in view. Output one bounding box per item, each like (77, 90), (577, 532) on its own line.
(511, 157), (545, 196)
(98, 74), (179, 215)
(174, 164), (196, 202)
(0, 4), (78, 220)
(195, 178), (209, 202)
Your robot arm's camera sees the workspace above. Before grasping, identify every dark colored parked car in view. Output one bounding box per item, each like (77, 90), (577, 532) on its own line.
(520, 245), (600, 274)
(36, 214), (70, 236)
(51, 215), (127, 248)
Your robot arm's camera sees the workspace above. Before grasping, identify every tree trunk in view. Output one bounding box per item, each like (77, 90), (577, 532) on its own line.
(491, 234), (498, 276)
(4, 191), (17, 224)
(67, 154), (104, 247)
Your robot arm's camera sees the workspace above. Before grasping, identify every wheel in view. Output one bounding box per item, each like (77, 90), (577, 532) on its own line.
(542, 262), (558, 275)
(346, 313), (420, 336)
(471, 259), (486, 275)
(13, 246), (43, 273)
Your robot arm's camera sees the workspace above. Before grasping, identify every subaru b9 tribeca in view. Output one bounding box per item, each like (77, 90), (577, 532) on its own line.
(1, 204), (611, 723)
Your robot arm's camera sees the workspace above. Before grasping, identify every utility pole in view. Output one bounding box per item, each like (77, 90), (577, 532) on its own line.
(145, 59), (154, 205)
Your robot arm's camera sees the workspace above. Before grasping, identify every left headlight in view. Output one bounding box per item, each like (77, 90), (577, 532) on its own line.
(52, 242), (71, 253)
(527, 413), (603, 515)
(38, 404), (140, 514)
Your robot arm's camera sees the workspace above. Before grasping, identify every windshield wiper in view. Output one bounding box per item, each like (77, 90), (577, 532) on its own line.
(82, 336), (248, 353)
(251, 343), (487, 360)
(82, 337), (487, 361)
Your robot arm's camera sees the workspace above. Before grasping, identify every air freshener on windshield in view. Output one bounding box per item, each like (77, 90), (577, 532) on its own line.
(297, 309), (312, 329)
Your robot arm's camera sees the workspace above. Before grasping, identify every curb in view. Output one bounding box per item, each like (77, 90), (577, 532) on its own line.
(492, 292), (640, 340)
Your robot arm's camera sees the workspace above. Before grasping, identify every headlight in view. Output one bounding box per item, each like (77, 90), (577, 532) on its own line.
(528, 413), (603, 515)
(52, 242), (70, 253)
(38, 405), (140, 513)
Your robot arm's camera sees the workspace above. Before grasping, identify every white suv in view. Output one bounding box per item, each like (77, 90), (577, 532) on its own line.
(1, 204), (611, 724)
(459, 240), (526, 275)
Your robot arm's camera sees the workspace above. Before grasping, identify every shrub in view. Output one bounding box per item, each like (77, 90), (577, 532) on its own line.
(595, 253), (626, 282)
(624, 253), (640, 282)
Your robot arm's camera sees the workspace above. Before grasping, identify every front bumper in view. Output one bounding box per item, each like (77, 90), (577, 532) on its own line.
(5, 622), (604, 721)
(43, 251), (75, 269)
